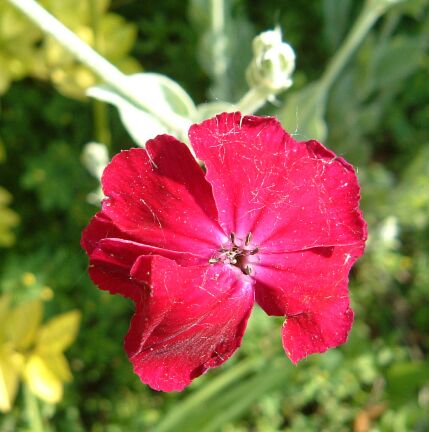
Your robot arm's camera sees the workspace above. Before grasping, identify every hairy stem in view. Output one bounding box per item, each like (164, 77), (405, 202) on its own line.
(319, 0), (393, 92)
(236, 87), (270, 115)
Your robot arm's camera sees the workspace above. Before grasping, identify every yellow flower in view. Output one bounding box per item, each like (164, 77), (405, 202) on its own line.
(33, 0), (141, 99)
(0, 294), (80, 411)
(0, 3), (42, 94)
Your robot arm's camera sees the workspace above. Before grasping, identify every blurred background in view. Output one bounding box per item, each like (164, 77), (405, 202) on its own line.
(1, 0), (429, 431)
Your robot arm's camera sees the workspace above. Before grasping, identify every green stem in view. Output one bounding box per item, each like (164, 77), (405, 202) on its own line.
(24, 385), (44, 432)
(211, 0), (224, 34)
(319, 0), (392, 93)
(209, 0), (229, 98)
(7, 0), (189, 135)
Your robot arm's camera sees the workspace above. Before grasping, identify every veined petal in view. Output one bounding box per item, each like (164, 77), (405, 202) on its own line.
(100, 135), (226, 257)
(124, 255), (254, 392)
(282, 305), (354, 364)
(253, 244), (363, 362)
(81, 211), (125, 256)
(189, 112), (366, 251)
(88, 237), (203, 301)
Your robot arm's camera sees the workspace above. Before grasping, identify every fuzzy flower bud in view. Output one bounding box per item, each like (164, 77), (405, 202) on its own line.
(246, 28), (295, 94)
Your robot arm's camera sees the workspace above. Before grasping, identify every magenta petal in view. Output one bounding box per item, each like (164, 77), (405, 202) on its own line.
(81, 113), (368, 390)
(253, 244), (363, 362)
(283, 306), (354, 364)
(101, 136), (227, 257)
(124, 255), (254, 392)
(87, 236), (205, 301)
(88, 238), (146, 301)
(81, 211), (125, 255)
(82, 212), (144, 300)
(189, 113), (366, 251)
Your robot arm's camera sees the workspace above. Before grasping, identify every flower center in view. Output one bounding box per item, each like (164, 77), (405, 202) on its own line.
(209, 232), (259, 275)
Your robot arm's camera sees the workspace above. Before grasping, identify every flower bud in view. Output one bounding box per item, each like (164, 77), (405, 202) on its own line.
(246, 28), (295, 94)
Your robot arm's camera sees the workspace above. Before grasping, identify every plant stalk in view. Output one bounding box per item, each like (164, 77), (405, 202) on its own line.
(236, 87), (270, 114)
(319, 0), (393, 92)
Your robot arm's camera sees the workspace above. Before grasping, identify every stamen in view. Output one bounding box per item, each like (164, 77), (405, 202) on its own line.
(210, 237), (259, 275)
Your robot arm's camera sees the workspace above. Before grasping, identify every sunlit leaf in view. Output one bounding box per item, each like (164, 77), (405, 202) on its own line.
(88, 84), (167, 146)
(88, 73), (195, 145)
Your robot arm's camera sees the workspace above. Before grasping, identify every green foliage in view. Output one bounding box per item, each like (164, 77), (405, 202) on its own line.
(1, 0), (429, 431)
(21, 141), (89, 212)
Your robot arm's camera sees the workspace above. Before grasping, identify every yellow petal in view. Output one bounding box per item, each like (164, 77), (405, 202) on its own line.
(0, 347), (24, 412)
(40, 352), (72, 383)
(23, 354), (63, 404)
(36, 310), (81, 353)
(4, 299), (43, 349)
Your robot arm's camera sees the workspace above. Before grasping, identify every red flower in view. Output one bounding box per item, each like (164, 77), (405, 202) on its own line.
(82, 113), (367, 392)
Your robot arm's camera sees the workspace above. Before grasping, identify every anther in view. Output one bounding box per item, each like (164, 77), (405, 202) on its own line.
(230, 232), (236, 243)
(250, 247), (259, 255)
(244, 265), (252, 275)
(209, 258), (220, 264)
(245, 232), (252, 246)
